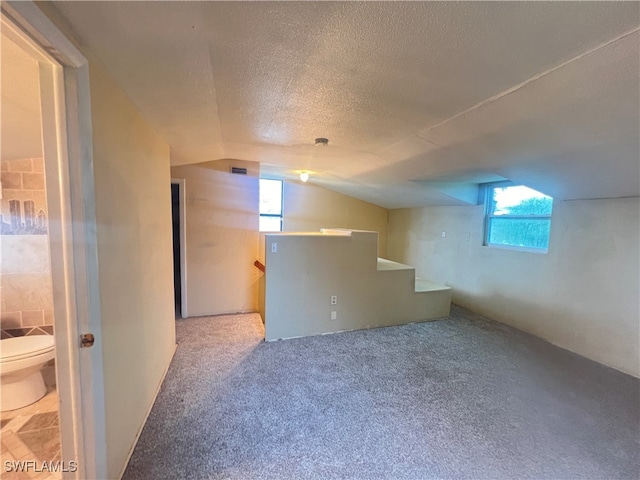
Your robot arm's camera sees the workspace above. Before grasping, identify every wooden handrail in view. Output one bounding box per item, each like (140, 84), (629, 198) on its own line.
(253, 260), (265, 273)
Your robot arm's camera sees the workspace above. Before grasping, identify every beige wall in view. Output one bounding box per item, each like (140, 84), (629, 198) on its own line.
(169, 167), (386, 319)
(256, 180), (389, 319)
(264, 230), (450, 341)
(35, 5), (178, 475)
(388, 197), (640, 377)
(171, 160), (260, 316)
(0, 236), (54, 332)
(282, 181), (389, 256)
(89, 60), (176, 477)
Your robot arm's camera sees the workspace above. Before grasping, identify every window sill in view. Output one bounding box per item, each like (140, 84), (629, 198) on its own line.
(483, 244), (549, 254)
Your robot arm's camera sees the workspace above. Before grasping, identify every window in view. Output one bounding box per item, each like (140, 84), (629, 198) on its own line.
(259, 179), (283, 232)
(484, 183), (553, 251)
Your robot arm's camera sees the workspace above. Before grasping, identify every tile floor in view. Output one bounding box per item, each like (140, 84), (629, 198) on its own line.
(1, 387), (62, 480)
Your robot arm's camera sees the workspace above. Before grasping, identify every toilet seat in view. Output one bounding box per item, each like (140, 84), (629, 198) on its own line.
(1, 336), (55, 362)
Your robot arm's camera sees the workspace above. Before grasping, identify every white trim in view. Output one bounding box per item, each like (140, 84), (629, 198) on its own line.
(171, 179), (188, 318)
(2, 1), (85, 66)
(2, 3), (107, 479)
(483, 244), (549, 255)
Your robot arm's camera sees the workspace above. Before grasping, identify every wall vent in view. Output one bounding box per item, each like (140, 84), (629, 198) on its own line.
(231, 166), (247, 175)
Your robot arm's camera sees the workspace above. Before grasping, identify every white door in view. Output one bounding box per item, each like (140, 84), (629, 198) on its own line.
(2, 3), (107, 478)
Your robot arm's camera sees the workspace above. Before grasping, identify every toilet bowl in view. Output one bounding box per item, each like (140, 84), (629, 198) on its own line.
(0, 335), (55, 412)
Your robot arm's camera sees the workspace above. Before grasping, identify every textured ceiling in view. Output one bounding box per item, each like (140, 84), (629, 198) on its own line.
(51, 1), (639, 208)
(1, 33), (42, 161)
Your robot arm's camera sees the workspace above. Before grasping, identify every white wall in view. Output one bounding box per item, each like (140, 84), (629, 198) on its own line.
(388, 197), (640, 377)
(171, 160), (260, 316)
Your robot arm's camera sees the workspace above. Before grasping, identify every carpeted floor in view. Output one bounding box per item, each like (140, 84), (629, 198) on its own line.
(123, 305), (639, 480)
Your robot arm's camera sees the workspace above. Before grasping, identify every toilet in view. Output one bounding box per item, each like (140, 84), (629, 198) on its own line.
(0, 335), (55, 412)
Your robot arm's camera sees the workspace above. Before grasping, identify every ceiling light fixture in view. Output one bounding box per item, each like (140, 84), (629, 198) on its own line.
(314, 137), (329, 147)
(300, 171), (310, 183)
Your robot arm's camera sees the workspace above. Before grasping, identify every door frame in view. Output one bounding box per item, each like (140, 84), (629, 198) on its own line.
(1, 2), (107, 478)
(171, 179), (188, 318)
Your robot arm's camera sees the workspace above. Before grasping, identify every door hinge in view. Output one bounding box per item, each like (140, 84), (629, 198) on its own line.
(80, 333), (95, 348)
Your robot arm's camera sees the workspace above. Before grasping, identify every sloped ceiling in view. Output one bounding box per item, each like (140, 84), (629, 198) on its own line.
(51, 1), (639, 208)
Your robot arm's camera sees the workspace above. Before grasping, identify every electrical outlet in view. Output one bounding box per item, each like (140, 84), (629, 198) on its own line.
(330, 311), (337, 320)
(330, 295), (337, 305)
(441, 231), (446, 238)
(271, 242), (278, 253)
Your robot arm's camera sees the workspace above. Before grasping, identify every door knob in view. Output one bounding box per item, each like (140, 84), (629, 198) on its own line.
(80, 333), (95, 348)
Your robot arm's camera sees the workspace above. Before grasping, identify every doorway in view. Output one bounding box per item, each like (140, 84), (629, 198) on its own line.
(171, 184), (181, 316)
(0, 30), (62, 469)
(171, 179), (187, 318)
(1, 2), (107, 478)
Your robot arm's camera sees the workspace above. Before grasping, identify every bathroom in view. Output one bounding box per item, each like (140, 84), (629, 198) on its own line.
(1, 32), (62, 475)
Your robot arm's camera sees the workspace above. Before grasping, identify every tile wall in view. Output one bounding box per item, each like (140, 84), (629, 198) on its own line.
(1, 157), (55, 338)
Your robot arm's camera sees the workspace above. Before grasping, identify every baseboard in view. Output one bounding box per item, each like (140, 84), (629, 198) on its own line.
(117, 343), (177, 480)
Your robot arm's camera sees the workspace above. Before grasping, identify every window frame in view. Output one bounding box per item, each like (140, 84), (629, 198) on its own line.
(259, 178), (284, 232)
(483, 181), (553, 253)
